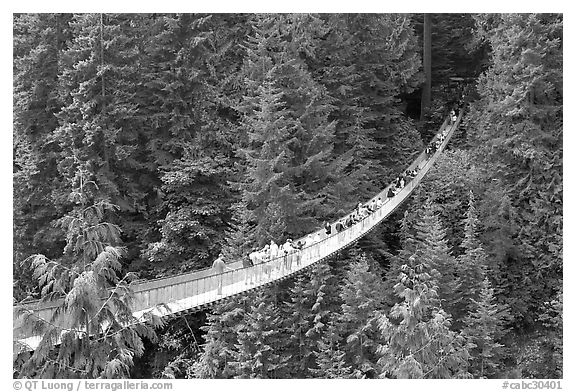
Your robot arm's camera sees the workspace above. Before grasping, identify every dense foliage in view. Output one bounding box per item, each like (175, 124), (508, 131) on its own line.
(14, 13), (562, 379)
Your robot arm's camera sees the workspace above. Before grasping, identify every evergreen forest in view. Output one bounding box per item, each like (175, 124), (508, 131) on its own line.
(12, 13), (563, 379)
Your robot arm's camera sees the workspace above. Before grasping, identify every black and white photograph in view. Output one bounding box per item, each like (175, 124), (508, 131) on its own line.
(10, 8), (565, 386)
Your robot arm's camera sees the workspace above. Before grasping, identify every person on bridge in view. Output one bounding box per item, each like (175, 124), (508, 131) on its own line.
(212, 253), (233, 295)
(450, 109), (457, 124)
(261, 247), (273, 280)
(269, 240), (279, 265)
(262, 244), (270, 261)
(281, 240), (294, 273)
(351, 212), (360, 224)
(356, 202), (362, 212)
(324, 221), (332, 236)
(242, 253), (254, 285)
(249, 249), (261, 283)
(293, 239), (304, 266)
(368, 199), (377, 212)
(387, 185), (397, 198)
(345, 214), (354, 228)
(335, 219), (346, 233)
(288, 239), (296, 271)
(359, 205), (369, 219)
(376, 197), (384, 209)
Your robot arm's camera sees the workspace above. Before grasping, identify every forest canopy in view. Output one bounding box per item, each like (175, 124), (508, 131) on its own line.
(13, 13), (562, 379)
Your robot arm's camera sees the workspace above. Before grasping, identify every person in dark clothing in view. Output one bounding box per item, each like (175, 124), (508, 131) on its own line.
(295, 239), (305, 250)
(351, 213), (359, 224)
(324, 221), (332, 236)
(345, 215), (354, 227)
(335, 220), (345, 232)
(387, 186), (396, 198)
(243, 252), (254, 285)
(295, 239), (305, 266)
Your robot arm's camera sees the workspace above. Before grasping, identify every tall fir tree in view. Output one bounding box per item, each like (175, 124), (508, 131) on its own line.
(313, 325), (353, 379)
(377, 252), (470, 379)
(14, 172), (161, 378)
(228, 288), (289, 378)
(462, 277), (510, 378)
(191, 295), (250, 378)
(536, 288), (562, 378)
(281, 261), (340, 377)
(326, 255), (388, 378)
(235, 14), (339, 245)
(413, 200), (461, 322)
(453, 191), (489, 328)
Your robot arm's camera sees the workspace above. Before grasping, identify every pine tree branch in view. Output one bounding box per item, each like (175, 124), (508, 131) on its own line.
(87, 273), (131, 326)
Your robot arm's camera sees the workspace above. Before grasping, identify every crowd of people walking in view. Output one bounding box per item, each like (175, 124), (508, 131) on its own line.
(211, 110), (459, 293)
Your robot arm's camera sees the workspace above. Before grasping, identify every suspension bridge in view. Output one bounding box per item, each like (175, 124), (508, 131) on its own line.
(13, 110), (463, 353)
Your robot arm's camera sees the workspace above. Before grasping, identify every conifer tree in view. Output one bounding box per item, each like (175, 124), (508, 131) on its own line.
(537, 288), (563, 378)
(14, 172), (160, 378)
(281, 261), (339, 377)
(237, 76), (295, 244)
(192, 295), (250, 378)
(453, 191), (489, 327)
(462, 278), (510, 378)
(383, 236), (419, 311)
(377, 253), (470, 379)
(413, 201), (460, 320)
(313, 326), (353, 378)
(233, 14), (342, 245)
(328, 255), (388, 378)
(229, 289), (288, 378)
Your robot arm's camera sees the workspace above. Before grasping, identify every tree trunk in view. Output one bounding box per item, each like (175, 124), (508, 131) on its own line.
(100, 13), (105, 99)
(420, 14), (432, 121)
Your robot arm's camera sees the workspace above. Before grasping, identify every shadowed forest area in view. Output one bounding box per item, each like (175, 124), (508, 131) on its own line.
(13, 13), (562, 379)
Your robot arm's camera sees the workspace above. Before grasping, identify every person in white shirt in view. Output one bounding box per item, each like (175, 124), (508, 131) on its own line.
(450, 109), (457, 124)
(212, 253), (232, 295)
